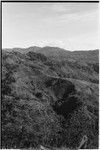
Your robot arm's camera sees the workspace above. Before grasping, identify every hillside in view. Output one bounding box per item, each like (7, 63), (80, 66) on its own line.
(1, 47), (99, 149)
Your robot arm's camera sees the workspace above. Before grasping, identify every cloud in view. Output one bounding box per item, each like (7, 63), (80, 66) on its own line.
(51, 4), (71, 13)
(49, 3), (98, 15)
(41, 7), (98, 31)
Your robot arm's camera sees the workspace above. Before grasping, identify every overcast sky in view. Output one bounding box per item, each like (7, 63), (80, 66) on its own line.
(2, 2), (99, 50)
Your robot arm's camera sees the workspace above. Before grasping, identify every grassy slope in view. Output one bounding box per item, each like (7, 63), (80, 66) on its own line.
(2, 47), (99, 149)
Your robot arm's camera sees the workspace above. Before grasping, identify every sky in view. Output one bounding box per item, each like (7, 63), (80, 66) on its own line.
(2, 2), (99, 50)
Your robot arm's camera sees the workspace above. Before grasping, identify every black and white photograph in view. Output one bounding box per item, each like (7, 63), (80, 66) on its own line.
(1, 1), (99, 149)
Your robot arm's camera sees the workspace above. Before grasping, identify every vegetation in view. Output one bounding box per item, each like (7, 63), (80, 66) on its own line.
(2, 47), (99, 149)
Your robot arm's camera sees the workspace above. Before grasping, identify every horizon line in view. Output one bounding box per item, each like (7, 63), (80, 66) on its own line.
(2, 45), (99, 52)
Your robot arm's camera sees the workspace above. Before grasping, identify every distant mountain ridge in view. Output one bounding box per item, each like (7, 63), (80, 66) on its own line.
(3, 46), (99, 62)
(3, 46), (99, 53)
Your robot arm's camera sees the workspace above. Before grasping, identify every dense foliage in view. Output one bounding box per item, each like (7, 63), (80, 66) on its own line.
(2, 47), (99, 149)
